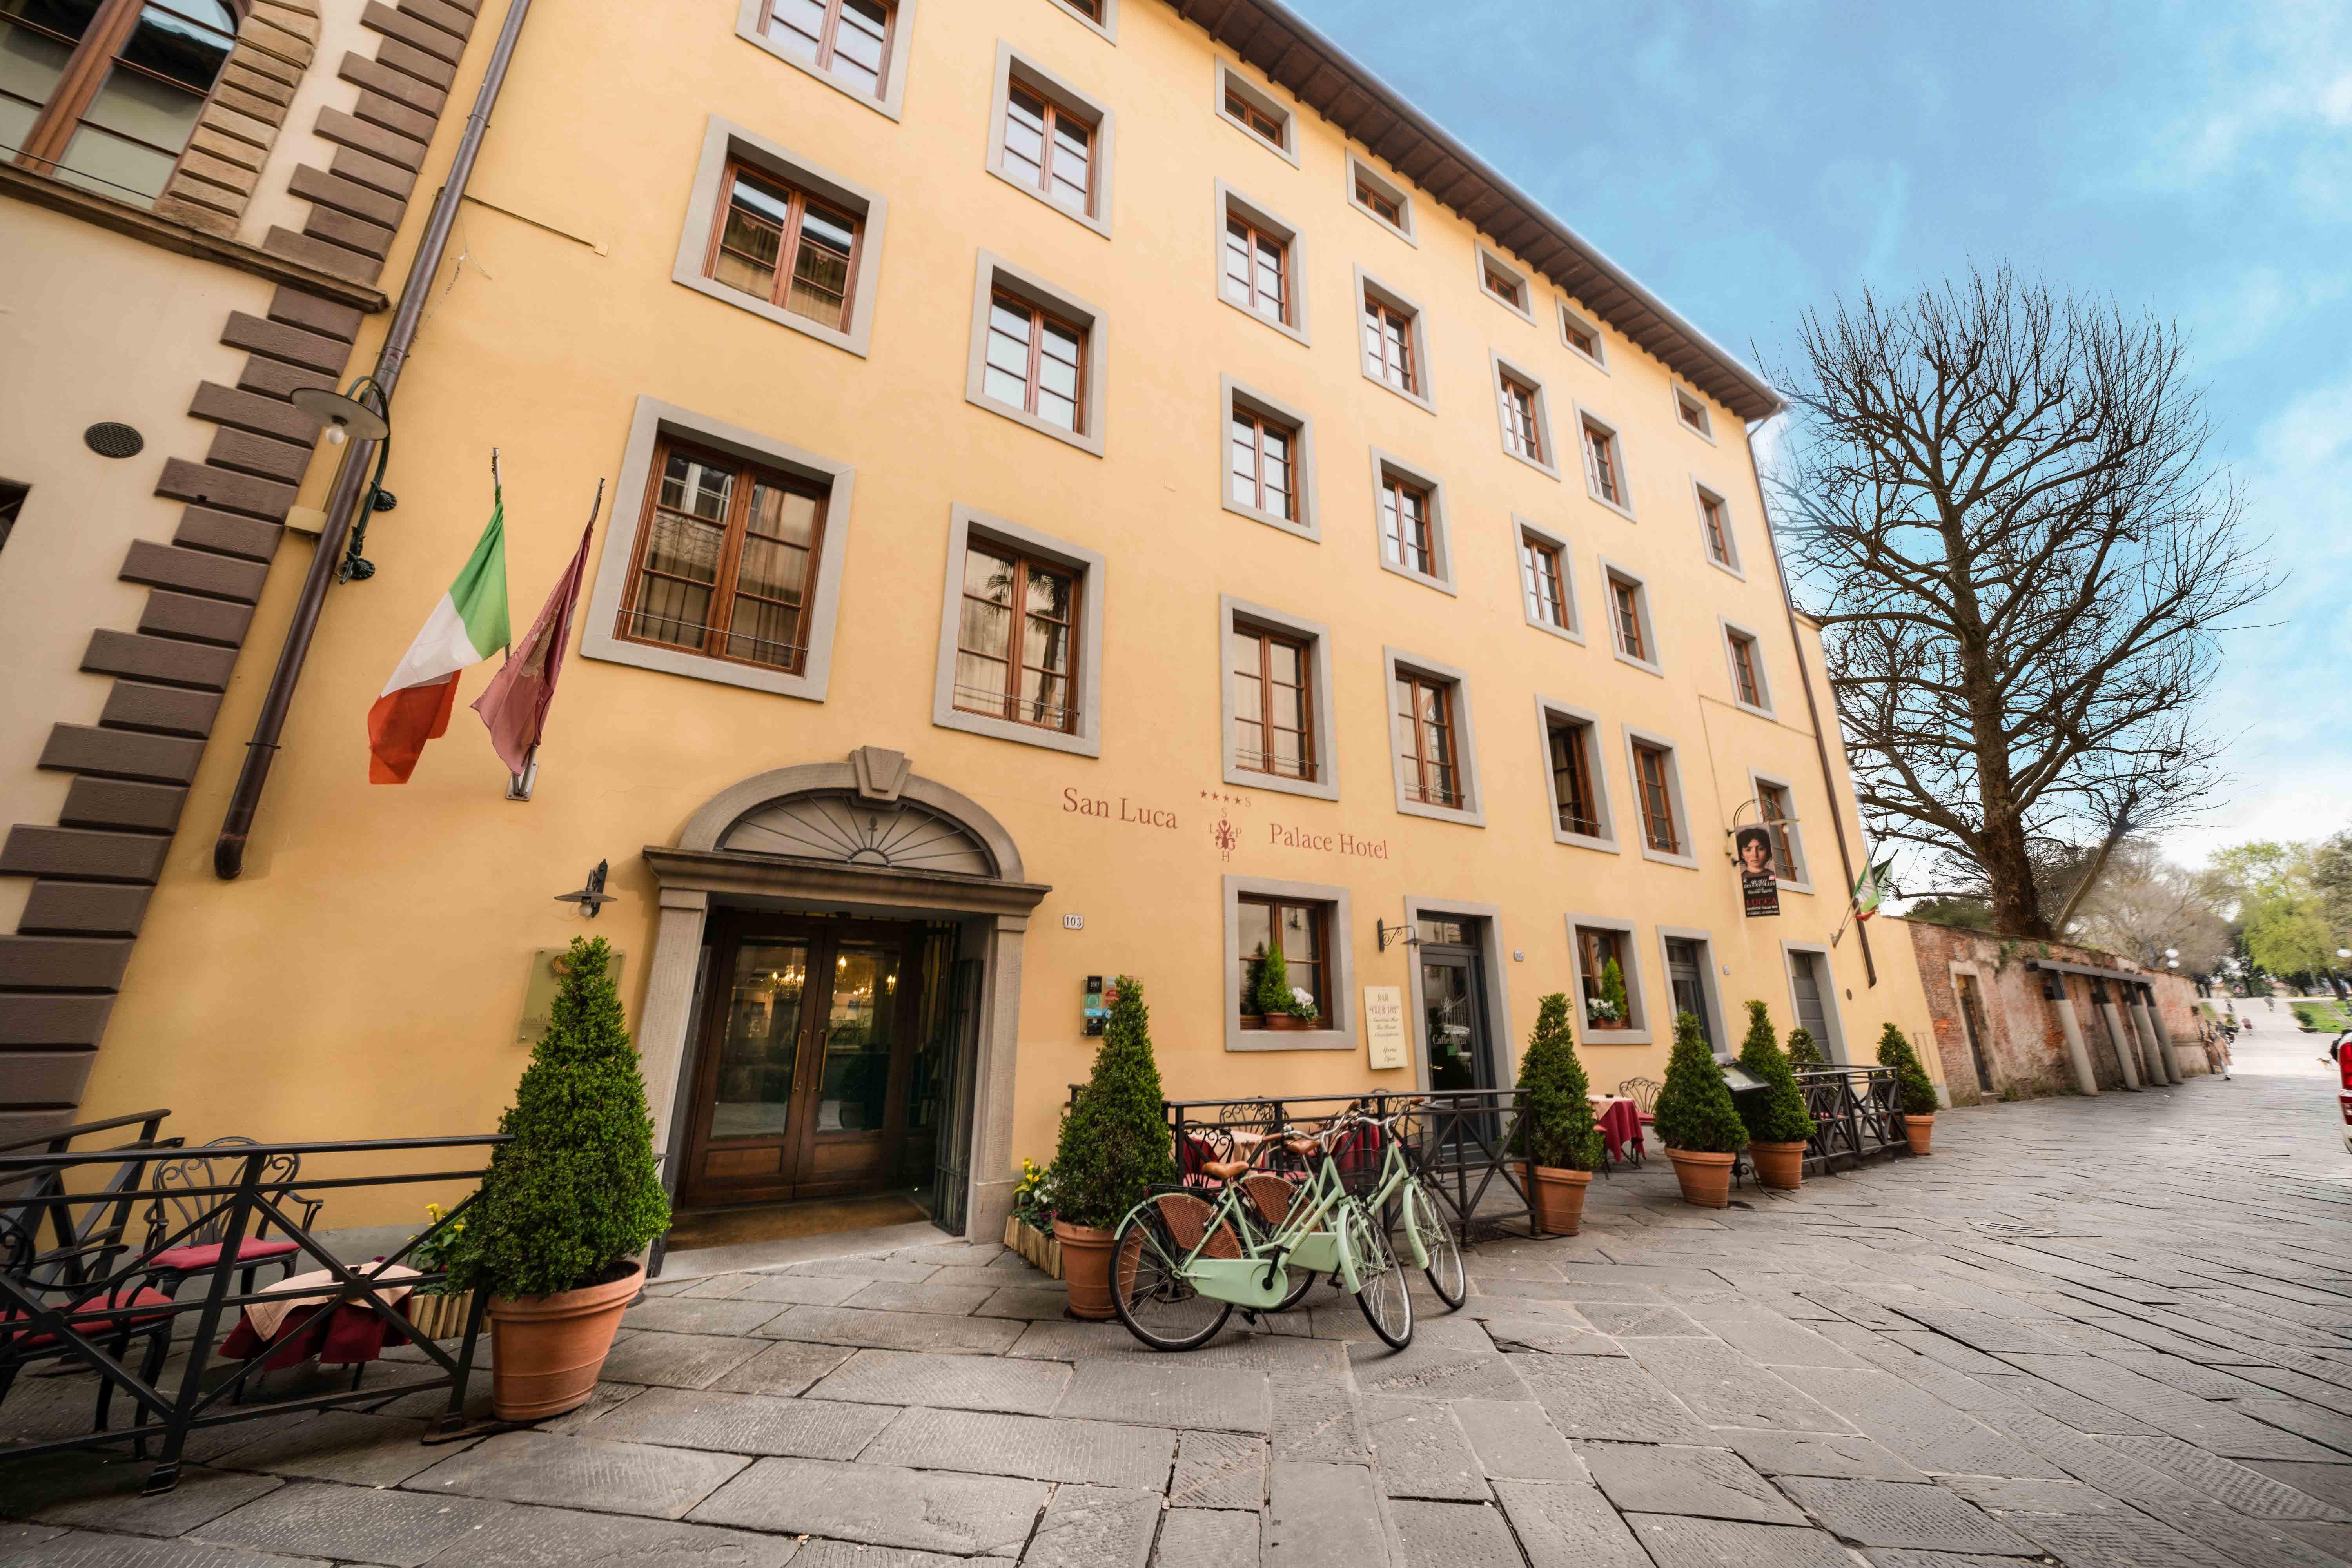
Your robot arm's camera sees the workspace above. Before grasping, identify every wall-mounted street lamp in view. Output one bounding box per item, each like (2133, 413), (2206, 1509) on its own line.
(1376, 917), (1419, 953)
(555, 860), (615, 918)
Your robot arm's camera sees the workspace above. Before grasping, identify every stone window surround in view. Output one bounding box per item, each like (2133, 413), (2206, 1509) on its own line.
(1045, 0), (1118, 42)
(1672, 383), (1717, 443)
(1214, 57), (1296, 165)
(1383, 644), (1485, 828)
(1719, 615), (1776, 719)
(1694, 477), (1744, 580)
(1748, 767), (1815, 893)
(985, 41), (1117, 240)
(1620, 722), (1700, 870)
(1475, 245), (1536, 325)
(1355, 266), (1436, 413)
(1218, 594), (1339, 802)
(671, 116), (890, 359)
(733, 0), (921, 122)
(929, 503), (1107, 757)
(1559, 302), (1608, 369)
(579, 396), (855, 702)
(1576, 403), (1637, 519)
(1369, 448), (1455, 595)
(1220, 376), (1319, 540)
(1401, 895), (1516, 1088)
(1223, 873), (1356, 1052)
(1214, 180), (1311, 346)
(1533, 695), (1618, 854)
(1781, 941), (1851, 1063)
(1565, 911), (1652, 1045)
(1490, 349), (1560, 481)
(1345, 154), (1415, 244)
(964, 249), (1110, 457)
(1598, 555), (1662, 676)
(1656, 924), (1730, 1060)
(1515, 517), (1582, 643)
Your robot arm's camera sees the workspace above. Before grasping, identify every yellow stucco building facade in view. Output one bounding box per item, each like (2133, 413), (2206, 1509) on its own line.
(9, 0), (1939, 1242)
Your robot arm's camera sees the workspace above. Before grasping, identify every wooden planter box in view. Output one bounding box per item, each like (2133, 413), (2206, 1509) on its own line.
(404, 1289), (477, 1341)
(1003, 1214), (1063, 1280)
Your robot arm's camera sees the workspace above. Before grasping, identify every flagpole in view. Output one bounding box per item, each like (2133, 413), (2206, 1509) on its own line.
(501, 476), (602, 803)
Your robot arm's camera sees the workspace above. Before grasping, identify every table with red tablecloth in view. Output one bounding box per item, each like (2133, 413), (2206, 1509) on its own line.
(1590, 1095), (1644, 1164)
(215, 1263), (418, 1371)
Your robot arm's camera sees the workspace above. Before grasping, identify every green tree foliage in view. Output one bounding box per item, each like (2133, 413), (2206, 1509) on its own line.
(1508, 993), (1601, 1171)
(1874, 1022), (1941, 1115)
(1784, 1027), (1826, 1068)
(1047, 975), (1176, 1229)
(1652, 1011), (1748, 1154)
(1903, 896), (1995, 932)
(1601, 958), (1629, 1022)
(450, 936), (670, 1299)
(1250, 943), (1295, 1016)
(1736, 1001), (1815, 1143)
(2210, 840), (2348, 981)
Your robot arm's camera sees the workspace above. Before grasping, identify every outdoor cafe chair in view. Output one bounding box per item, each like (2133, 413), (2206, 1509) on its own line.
(0, 1210), (177, 1439)
(143, 1137), (321, 1299)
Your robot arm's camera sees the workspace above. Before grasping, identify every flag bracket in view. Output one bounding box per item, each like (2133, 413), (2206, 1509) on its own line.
(506, 747), (538, 802)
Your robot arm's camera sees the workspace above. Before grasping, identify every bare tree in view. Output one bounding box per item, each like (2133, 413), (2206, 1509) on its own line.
(1771, 267), (2270, 937)
(2073, 838), (2232, 977)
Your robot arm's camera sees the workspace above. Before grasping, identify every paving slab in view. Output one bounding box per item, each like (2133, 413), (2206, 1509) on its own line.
(1006, 1318), (1135, 1360)
(1490, 1478), (1650, 1568)
(2232, 1394), (2352, 1454)
(1935, 1474), (2132, 1514)
(1360, 1396), (1486, 1500)
(1347, 1323), (1530, 1404)
(1268, 1363), (1370, 1463)
(973, 1286), (1070, 1321)
(0, 1533), (330, 1567)
(686, 1456), (1045, 1555)
(211, 1410), (445, 1487)
(1265, 1462), (1387, 1568)
(596, 1330), (768, 1390)
(760, 1304), (1023, 1355)
(792, 1545), (1012, 1568)
(407, 1432), (746, 1519)
(1507, 1350), (1710, 1443)
(702, 1338), (855, 1397)
(585, 1387), (896, 1458)
(1775, 1475), (2033, 1553)
(1387, 1498), (1526, 1566)
(1579, 1441), (1806, 1524)
(1055, 1358), (1269, 1434)
(2247, 1460), (2352, 1515)
(2003, 1351), (2339, 1459)
(1695, 1309), (1872, 1368)
(1476, 1314), (1622, 1356)
(2002, 1506), (2242, 1567)
(838, 1278), (997, 1316)
(1170, 1430), (1268, 1509)
(1797, 1365), (2067, 1477)
(2098, 1431), (2352, 1520)
(1975, 1369), (2167, 1433)
(1454, 1396), (1584, 1482)
(1020, 1483), (1159, 1568)
(409, 1506), (799, 1566)
(191, 1479), (504, 1567)
(782, 1255), (941, 1283)
(1623, 1512), (1859, 1568)
(1151, 1508), (1260, 1566)
(861, 1405), (1175, 1488)
(1717, 1428), (1925, 1481)
(620, 1298), (787, 1336)
(719, 1272), (866, 1306)
(9, 1458), (280, 1538)
(1621, 1335), (1851, 1431)
(1578, 1301), (1710, 1337)
(808, 1347), (1071, 1414)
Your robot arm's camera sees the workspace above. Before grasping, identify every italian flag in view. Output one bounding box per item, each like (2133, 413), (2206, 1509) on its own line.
(367, 495), (510, 784)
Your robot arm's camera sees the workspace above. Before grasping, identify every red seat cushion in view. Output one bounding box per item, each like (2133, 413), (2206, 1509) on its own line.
(150, 1239), (300, 1271)
(4, 1287), (176, 1350)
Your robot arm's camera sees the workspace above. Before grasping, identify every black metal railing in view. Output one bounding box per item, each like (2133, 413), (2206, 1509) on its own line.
(1793, 1066), (1903, 1170)
(1, 1130), (505, 1494)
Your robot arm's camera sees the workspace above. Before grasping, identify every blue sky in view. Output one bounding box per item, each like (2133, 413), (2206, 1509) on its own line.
(1294, 0), (2351, 868)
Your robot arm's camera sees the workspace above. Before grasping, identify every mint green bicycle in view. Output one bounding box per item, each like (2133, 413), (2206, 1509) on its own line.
(1109, 1105), (1463, 1351)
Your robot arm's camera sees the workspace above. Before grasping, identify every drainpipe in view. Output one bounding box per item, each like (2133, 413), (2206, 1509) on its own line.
(2128, 984), (2176, 1085)
(2092, 978), (2142, 1091)
(2041, 969), (2099, 1095)
(214, 0), (535, 879)
(1745, 425), (1874, 986)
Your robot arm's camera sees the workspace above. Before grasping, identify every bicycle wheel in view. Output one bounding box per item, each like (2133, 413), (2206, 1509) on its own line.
(1405, 1183), (1466, 1310)
(1348, 1202), (1413, 1349)
(1110, 1206), (1232, 1352)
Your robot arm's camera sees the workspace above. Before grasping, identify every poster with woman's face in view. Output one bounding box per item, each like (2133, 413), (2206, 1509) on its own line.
(1737, 826), (1780, 917)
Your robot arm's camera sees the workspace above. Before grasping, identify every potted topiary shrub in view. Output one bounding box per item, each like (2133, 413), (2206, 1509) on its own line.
(1507, 993), (1603, 1234)
(1735, 1001), (1813, 1191)
(1251, 944), (1311, 1031)
(1876, 1023), (1941, 1154)
(1784, 1027), (1827, 1069)
(1046, 975), (1176, 1318)
(1652, 1011), (1748, 1207)
(448, 936), (670, 1420)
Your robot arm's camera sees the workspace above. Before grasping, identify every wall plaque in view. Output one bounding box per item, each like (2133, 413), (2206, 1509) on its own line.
(1364, 985), (1407, 1070)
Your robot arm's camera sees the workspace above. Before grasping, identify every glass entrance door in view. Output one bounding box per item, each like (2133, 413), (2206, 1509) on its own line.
(1420, 953), (1485, 1092)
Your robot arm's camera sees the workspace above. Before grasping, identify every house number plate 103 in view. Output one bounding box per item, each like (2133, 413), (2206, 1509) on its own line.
(1062, 914), (1085, 929)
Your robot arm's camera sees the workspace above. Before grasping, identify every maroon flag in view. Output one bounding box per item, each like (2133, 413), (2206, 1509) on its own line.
(472, 507), (595, 775)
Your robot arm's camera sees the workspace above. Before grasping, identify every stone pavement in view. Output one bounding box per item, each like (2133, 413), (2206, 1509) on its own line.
(5, 1033), (2350, 1566)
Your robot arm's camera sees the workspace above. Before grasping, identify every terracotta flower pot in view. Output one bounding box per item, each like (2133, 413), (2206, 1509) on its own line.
(1526, 1164), (1592, 1236)
(1664, 1148), (1737, 1209)
(1749, 1140), (1806, 1191)
(1054, 1220), (1118, 1319)
(1258, 1013), (1310, 1033)
(488, 1263), (641, 1421)
(1900, 1113), (1935, 1156)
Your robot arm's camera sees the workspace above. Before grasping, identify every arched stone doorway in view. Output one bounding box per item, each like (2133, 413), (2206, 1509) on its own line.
(637, 749), (1049, 1244)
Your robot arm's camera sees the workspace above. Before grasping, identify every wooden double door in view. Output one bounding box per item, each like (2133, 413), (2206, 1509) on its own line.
(681, 914), (925, 1208)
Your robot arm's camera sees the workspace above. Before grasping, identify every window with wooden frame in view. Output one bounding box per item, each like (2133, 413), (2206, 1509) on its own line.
(1675, 388), (1713, 437)
(1349, 158), (1411, 236)
(1728, 630), (1764, 708)
(1483, 264), (1524, 310)
(1237, 895), (1329, 1026)
(1001, 77), (1095, 215)
(1224, 85), (1282, 145)
(705, 162), (862, 331)
(1699, 488), (1734, 566)
(1393, 670), (1461, 809)
(1608, 573), (1646, 662)
(1379, 470), (1434, 577)
(1561, 307), (1604, 364)
(982, 290), (1085, 432)
(1061, 0), (1102, 17)
(1582, 417), (1626, 506)
(1361, 291), (1417, 394)
(1356, 176), (1401, 226)
(618, 441), (828, 675)
(1575, 926), (1633, 1030)
(1231, 624), (1316, 782)
(1501, 374), (1544, 464)
(1520, 532), (1568, 630)
(1755, 779), (1800, 881)
(1548, 717), (1602, 838)
(1229, 405), (1296, 521)
(1221, 210), (1289, 324)
(761, 0), (895, 100)
(2, 0), (237, 207)
(1631, 742), (1680, 854)
(953, 541), (1078, 733)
